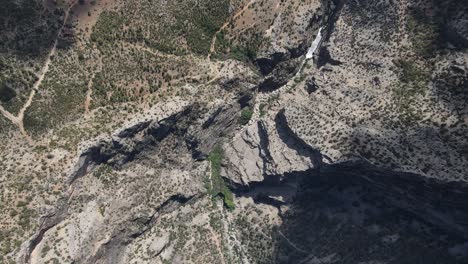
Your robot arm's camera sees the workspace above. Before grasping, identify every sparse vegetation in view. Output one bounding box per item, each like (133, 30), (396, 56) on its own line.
(93, 164), (117, 186)
(391, 59), (430, 124)
(182, 0), (230, 55)
(406, 8), (443, 58)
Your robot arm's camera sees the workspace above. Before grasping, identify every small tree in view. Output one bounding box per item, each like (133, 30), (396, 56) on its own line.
(240, 107), (253, 125)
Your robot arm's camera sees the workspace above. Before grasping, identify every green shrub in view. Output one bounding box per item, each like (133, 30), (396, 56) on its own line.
(207, 145), (235, 209)
(240, 108), (253, 125)
(221, 187), (235, 210)
(259, 103), (266, 117)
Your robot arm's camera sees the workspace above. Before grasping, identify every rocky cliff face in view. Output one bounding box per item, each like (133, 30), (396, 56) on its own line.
(225, 0), (468, 262)
(1, 0), (468, 263)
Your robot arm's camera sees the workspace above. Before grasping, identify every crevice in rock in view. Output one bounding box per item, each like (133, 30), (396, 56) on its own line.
(151, 242), (169, 259)
(129, 194), (197, 239)
(89, 194), (199, 263)
(116, 120), (152, 138)
(257, 73), (291, 93)
(257, 120), (274, 173)
(22, 200), (68, 264)
(322, 0), (348, 42)
(202, 107), (224, 130)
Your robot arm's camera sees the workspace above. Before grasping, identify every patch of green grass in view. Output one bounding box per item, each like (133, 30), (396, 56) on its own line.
(208, 145), (223, 184)
(99, 205), (106, 216)
(207, 145), (235, 210)
(221, 186), (235, 210)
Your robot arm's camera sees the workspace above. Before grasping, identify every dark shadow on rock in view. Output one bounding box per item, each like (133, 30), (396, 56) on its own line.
(275, 109), (325, 166)
(271, 162), (468, 263)
(269, 0), (468, 262)
(305, 77), (319, 94)
(420, 0), (468, 49)
(256, 52), (289, 76)
(258, 60), (300, 93)
(433, 63), (468, 118)
(316, 46), (342, 69)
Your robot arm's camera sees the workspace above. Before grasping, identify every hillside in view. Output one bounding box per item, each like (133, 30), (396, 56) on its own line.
(0, 0), (467, 263)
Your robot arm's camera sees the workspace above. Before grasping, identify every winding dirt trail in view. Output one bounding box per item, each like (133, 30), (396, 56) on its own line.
(207, 0), (257, 60)
(0, 1), (77, 145)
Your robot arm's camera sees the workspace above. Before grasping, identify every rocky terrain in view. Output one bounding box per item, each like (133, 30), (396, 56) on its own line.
(0, 0), (467, 263)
